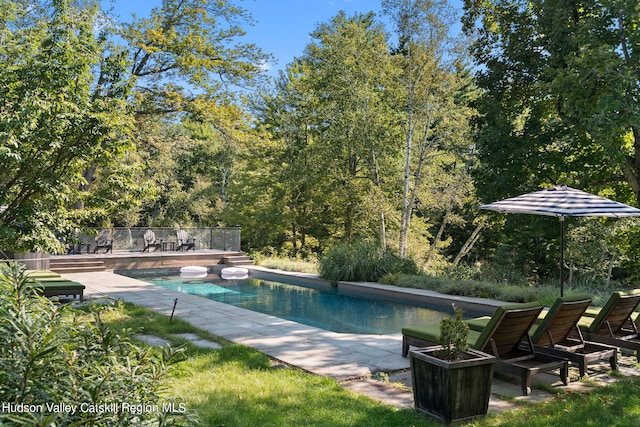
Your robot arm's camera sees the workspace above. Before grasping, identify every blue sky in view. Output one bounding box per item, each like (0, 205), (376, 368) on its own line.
(104, 0), (463, 76)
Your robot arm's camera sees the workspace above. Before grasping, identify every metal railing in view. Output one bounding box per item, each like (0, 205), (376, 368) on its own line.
(89, 227), (241, 252)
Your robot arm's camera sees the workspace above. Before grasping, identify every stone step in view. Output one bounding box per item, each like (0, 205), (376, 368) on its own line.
(223, 255), (254, 266)
(50, 259), (106, 274)
(51, 266), (106, 274)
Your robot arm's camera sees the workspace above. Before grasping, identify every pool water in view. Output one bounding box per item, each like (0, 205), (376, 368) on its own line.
(118, 269), (463, 335)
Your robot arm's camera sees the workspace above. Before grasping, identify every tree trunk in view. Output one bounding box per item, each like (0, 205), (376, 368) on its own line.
(622, 126), (640, 207)
(452, 223), (483, 267)
(399, 116), (413, 258)
(425, 210), (450, 268)
(75, 164), (98, 210)
(369, 147), (387, 249)
(291, 220), (298, 257)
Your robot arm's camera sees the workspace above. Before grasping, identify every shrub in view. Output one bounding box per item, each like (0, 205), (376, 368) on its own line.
(0, 262), (192, 426)
(319, 239), (419, 282)
(438, 305), (470, 361)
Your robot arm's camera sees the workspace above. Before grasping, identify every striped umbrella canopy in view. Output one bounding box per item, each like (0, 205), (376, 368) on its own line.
(479, 185), (640, 295)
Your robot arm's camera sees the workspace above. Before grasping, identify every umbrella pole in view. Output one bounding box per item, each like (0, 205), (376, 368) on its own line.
(560, 216), (565, 297)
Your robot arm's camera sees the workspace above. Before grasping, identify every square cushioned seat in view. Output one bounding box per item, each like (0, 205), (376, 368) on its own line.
(402, 301), (542, 351)
(401, 323), (483, 347)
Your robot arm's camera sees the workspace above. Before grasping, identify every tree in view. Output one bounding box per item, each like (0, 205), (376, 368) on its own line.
(0, 0), (133, 253)
(382, 0), (476, 259)
(244, 62), (329, 256)
(463, 0), (640, 279)
(465, 0), (640, 205)
(250, 12), (402, 254)
(0, 0), (270, 252)
(109, 0), (270, 228)
(301, 11), (402, 244)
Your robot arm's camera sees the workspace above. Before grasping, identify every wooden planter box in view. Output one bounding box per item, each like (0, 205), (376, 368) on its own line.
(409, 346), (496, 424)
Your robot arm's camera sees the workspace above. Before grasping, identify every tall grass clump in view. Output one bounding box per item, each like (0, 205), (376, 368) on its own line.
(254, 255), (319, 274)
(319, 239), (419, 282)
(0, 262), (193, 426)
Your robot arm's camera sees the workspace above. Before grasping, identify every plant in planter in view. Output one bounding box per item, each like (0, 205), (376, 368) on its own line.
(438, 306), (470, 360)
(409, 305), (496, 424)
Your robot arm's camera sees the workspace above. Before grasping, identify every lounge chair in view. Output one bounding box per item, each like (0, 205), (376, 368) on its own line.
(526, 295), (617, 377)
(402, 302), (569, 395)
(577, 289), (640, 362)
(176, 229), (195, 251)
(93, 230), (113, 254)
(143, 229), (162, 252)
(25, 270), (85, 302)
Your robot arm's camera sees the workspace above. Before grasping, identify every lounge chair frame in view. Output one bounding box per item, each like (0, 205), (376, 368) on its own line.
(402, 302), (569, 395)
(579, 291), (640, 362)
(530, 295), (617, 377)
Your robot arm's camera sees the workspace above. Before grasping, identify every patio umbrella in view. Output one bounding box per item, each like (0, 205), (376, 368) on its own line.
(479, 184), (640, 296)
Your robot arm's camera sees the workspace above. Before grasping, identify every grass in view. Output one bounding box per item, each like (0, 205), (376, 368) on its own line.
(472, 377), (640, 426)
(255, 255), (319, 274)
(101, 301), (431, 426)
(101, 301), (640, 427)
(254, 255), (627, 309)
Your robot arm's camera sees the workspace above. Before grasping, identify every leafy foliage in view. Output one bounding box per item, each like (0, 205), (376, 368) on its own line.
(318, 239), (419, 282)
(463, 0), (640, 280)
(0, 0), (133, 252)
(438, 305), (470, 361)
(0, 263), (189, 426)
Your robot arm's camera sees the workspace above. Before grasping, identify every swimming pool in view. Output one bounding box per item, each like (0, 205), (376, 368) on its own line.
(117, 268), (475, 335)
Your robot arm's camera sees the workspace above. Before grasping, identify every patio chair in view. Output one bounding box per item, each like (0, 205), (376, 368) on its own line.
(577, 289), (640, 362)
(527, 295), (618, 377)
(402, 302), (569, 395)
(142, 229), (162, 252)
(93, 229), (113, 254)
(176, 229), (195, 251)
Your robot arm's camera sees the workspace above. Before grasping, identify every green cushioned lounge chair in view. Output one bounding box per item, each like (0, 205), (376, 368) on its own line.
(402, 302), (569, 395)
(529, 295), (617, 377)
(578, 290), (640, 362)
(31, 281), (85, 302)
(25, 270), (85, 302)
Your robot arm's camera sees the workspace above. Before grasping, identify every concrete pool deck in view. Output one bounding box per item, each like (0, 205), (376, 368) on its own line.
(62, 270), (640, 414)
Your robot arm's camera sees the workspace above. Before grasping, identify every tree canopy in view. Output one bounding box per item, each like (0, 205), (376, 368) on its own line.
(2, 0), (639, 284)
(464, 0), (640, 205)
(0, 0), (267, 252)
(463, 0), (640, 280)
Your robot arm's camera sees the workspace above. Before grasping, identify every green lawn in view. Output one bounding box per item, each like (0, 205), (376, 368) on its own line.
(100, 301), (640, 427)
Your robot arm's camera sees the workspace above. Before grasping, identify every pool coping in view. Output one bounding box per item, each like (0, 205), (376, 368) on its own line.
(244, 266), (505, 315)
